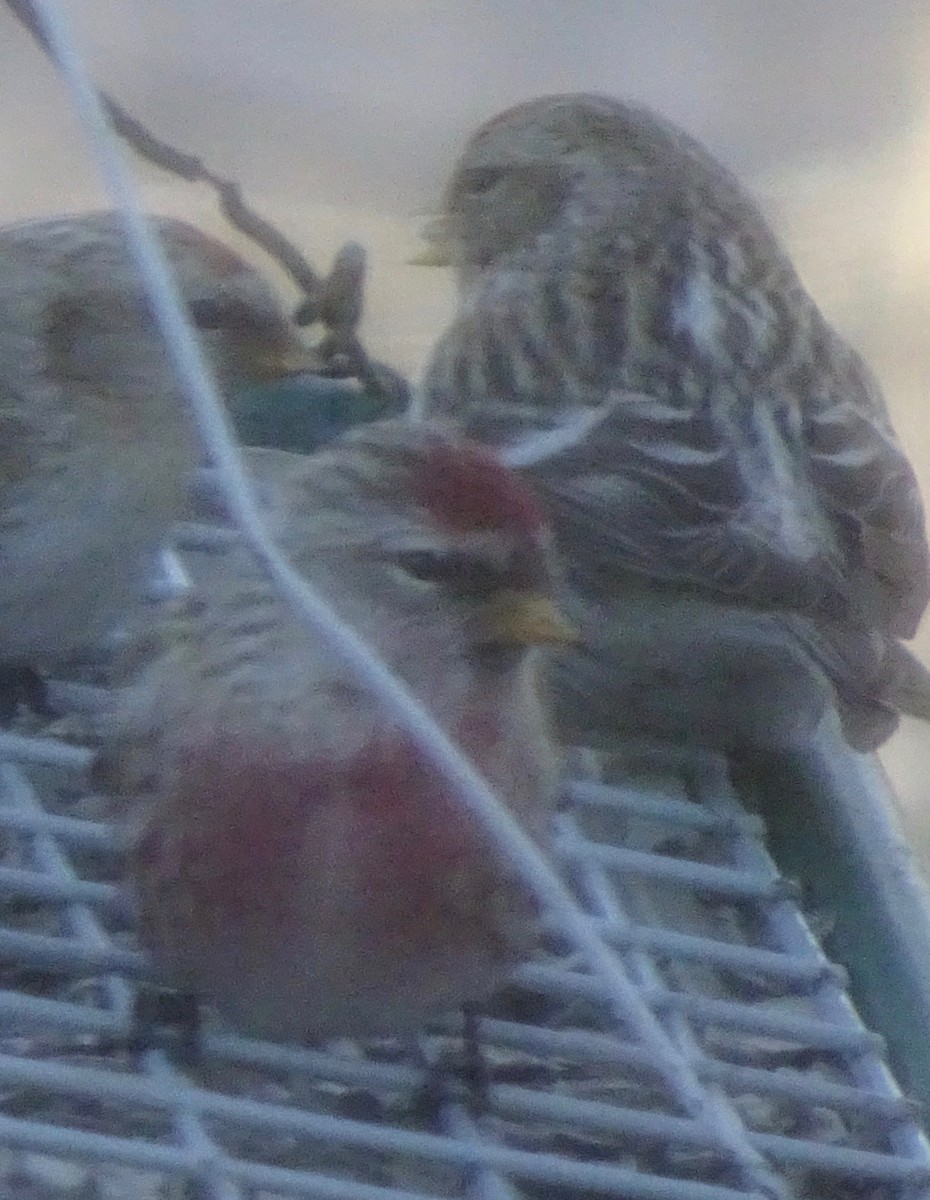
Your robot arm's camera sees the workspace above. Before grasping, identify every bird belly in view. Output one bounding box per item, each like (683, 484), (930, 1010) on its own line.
(133, 720), (548, 1042)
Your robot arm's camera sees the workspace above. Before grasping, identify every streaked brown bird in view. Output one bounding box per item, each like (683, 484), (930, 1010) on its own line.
(417, 93), (930, 751)
(0, 211), (317, 685)
(105, 420), (570, 1041)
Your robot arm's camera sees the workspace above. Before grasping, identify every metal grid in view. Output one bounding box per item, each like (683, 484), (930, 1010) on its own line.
(0, 714), (927, 1200)
(2, 4), (928, 1196)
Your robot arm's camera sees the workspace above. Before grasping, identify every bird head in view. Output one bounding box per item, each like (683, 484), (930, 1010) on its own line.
(3, 212), (320, 403)
(161, 219), (321, 387)
(412, 93), (753, 282)
(283, 419), (576, 672)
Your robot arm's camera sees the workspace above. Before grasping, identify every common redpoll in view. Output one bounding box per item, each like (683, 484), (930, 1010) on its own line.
(112, 419), (571, 1041)
(0, 211), (317, 676)
(417, 94), (930, 751)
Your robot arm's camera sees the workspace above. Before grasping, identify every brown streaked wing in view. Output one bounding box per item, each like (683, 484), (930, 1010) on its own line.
(803, 342), (929, 640)
(461, 391), (854, 621)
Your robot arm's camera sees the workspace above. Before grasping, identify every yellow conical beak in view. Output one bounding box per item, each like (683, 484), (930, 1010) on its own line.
(249, 335), (324, 380)
(484, 590), (578, 647)
(408, 242), (453, 268)
(408, 216), (454, 268)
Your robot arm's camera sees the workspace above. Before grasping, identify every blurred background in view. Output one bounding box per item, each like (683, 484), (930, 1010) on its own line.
(2, 0), (929, 851)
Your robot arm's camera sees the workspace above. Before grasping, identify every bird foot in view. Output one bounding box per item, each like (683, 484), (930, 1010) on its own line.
(408, 1005), (490, 1124)
(128, 987), (203, 1067)
(0, 663), (56, 724)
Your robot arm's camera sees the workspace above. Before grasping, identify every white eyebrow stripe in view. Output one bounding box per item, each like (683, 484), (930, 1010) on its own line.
(500, 404), (612, 467)
(146, 548), (193, 603)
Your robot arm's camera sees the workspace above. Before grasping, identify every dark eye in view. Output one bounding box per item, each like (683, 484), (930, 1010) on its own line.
(188, 297), (253, 332)
(394, 550), (450, 583)
(393, 550), (499, 596)
(457, 166), (507, 196)
(45, 298), (83, 348)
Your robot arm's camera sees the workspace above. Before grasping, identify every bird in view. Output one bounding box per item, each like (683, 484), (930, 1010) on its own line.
(415, 93), (930, 752)
(104, 418), (572, 1042)
(0, 211), (319, 700)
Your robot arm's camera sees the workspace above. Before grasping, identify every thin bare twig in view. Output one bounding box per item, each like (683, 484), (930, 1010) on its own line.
(4, 0), (385, 372)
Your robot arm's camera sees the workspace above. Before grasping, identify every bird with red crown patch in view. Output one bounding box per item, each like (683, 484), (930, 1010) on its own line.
(106, 418), (572, 1041)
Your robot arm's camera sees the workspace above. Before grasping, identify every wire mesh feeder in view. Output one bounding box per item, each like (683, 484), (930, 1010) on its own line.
(3, 1), (930, 1195)
(0, 706), (926, 1200)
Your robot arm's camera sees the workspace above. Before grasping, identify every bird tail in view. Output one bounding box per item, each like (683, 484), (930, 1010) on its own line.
(769, 619), (930, 750)
(885, 642), (930, 724)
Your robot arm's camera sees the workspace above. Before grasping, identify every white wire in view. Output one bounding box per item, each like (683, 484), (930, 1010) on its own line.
(24, 0), (770, 1142)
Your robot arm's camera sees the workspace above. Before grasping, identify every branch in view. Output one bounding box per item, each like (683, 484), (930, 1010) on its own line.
(4, 0), (376, 349)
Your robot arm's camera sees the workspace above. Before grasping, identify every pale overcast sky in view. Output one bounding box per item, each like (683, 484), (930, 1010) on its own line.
(3, 1), (930, 840)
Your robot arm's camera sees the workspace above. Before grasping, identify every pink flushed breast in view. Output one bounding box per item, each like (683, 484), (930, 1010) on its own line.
(133, 741), (318, 934)
(134, 728), (531, 965)
(413, 440), (546, 539)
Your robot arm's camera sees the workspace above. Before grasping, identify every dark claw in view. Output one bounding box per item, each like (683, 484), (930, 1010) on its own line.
(459, 1004), (490, 1116)
(408, 1005), (491, 1125)
(0, 663), (56, 724)
(129, 987), (203, 1067)
(408, 1065), (452, 1127)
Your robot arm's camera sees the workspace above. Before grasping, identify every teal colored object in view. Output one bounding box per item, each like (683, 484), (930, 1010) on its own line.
(228, 366), (410, 455)
(735, 729), (930, 1118)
